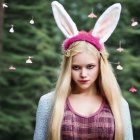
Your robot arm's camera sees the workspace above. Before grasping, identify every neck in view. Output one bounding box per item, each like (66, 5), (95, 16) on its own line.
(72, 84), (98, 96)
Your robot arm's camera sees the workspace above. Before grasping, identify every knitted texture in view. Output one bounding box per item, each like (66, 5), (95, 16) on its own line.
(61, 99), (115, 140)
(33, 92), (54, 140)
(33, 92), (133, 140)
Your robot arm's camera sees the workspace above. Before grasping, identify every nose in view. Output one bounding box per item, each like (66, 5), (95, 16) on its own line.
(80, 68), (87, 78)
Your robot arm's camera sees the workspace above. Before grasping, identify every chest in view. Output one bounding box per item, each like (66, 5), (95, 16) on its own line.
(68, 96), (103, 117)
(61, 100), (115, 140)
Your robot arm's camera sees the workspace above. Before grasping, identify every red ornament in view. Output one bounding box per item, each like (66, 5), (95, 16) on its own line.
(129, 87), (137, 93)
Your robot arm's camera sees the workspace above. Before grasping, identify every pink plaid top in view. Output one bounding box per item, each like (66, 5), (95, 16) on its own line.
(61, 98), (115, 140)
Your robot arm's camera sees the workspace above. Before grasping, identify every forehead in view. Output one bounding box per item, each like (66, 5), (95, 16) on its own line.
(72, 52), (99, 64)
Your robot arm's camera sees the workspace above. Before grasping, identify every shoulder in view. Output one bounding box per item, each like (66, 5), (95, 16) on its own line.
(33, 91), (55, 140)
(35, 91), (55, 129)
(120, 97), (129, 109)
(39, 91), (54, 103)
(120, 97), (130, 117)
(37, 91), (55, 113)
(120, 97), (134, 140)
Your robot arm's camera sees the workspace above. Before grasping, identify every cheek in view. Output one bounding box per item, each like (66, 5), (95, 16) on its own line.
(71, 71), (75, 80)
(90, 67), (99, 78)
(71, 71), (77, 80)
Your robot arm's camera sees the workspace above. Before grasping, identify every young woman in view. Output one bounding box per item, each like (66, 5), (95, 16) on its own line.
(33, 1), (133, 140)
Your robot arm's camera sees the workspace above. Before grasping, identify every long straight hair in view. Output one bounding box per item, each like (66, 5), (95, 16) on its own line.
(49, 41), (123, 140)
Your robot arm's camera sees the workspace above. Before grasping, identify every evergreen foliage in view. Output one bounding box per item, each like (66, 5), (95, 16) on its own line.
(0, 0), (140, 139)
(0, 0), (60, 139)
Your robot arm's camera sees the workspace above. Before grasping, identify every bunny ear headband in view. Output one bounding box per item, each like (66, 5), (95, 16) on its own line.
(51, 1), (121, 53)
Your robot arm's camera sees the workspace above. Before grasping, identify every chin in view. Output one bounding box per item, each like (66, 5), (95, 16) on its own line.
(77, 84), (92, 90)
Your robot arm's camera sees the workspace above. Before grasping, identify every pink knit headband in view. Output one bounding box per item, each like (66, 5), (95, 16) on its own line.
(63, 31), (103, 51)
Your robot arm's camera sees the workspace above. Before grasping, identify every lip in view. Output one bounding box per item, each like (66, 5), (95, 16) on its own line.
(78, 80), (89, 83)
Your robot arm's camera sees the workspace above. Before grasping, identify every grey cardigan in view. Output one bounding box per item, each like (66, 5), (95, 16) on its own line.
(33, 92), (133, 140)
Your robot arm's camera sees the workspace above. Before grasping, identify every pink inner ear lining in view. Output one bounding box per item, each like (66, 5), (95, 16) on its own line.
(63, 31), (103, 51)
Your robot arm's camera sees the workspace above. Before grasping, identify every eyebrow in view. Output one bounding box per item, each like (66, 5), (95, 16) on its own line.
(72, 63), (96, 65)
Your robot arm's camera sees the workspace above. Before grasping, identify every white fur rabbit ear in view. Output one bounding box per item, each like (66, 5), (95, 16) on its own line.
(51, 1), (78, 38)
(92, 3), (121, 43)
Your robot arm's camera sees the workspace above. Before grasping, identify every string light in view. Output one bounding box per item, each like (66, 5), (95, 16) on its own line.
(131, 18), (138, 27)
(9, 25), (14, 33)
(26, 56), (33, 63)
(29, 18), (35, 24)
(111, 62), (123, 70)
(2, 3), (8, 8)
(116, 40), (124, 52)
(9, 65), (16, 71)
(88, 8), (97, 18)
(116, 63), (123, 70)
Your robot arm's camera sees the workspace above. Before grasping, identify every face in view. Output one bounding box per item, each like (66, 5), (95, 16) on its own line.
(71, 52), (99, 91)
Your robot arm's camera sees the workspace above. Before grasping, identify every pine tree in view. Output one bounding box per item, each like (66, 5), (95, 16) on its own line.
(0, 0), (60, 139)
(0, 0), (140, 139)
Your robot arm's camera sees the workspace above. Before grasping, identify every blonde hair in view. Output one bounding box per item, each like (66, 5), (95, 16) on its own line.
(49, 41), (123, 140)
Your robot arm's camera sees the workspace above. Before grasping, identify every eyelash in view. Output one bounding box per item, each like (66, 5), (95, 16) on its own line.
(72, 65), (95, 70)
(87, 65), (95, 69)
(72, 66), (80, 70)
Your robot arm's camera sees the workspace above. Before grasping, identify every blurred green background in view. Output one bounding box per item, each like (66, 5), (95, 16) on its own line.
(0, 0), (139, 139)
